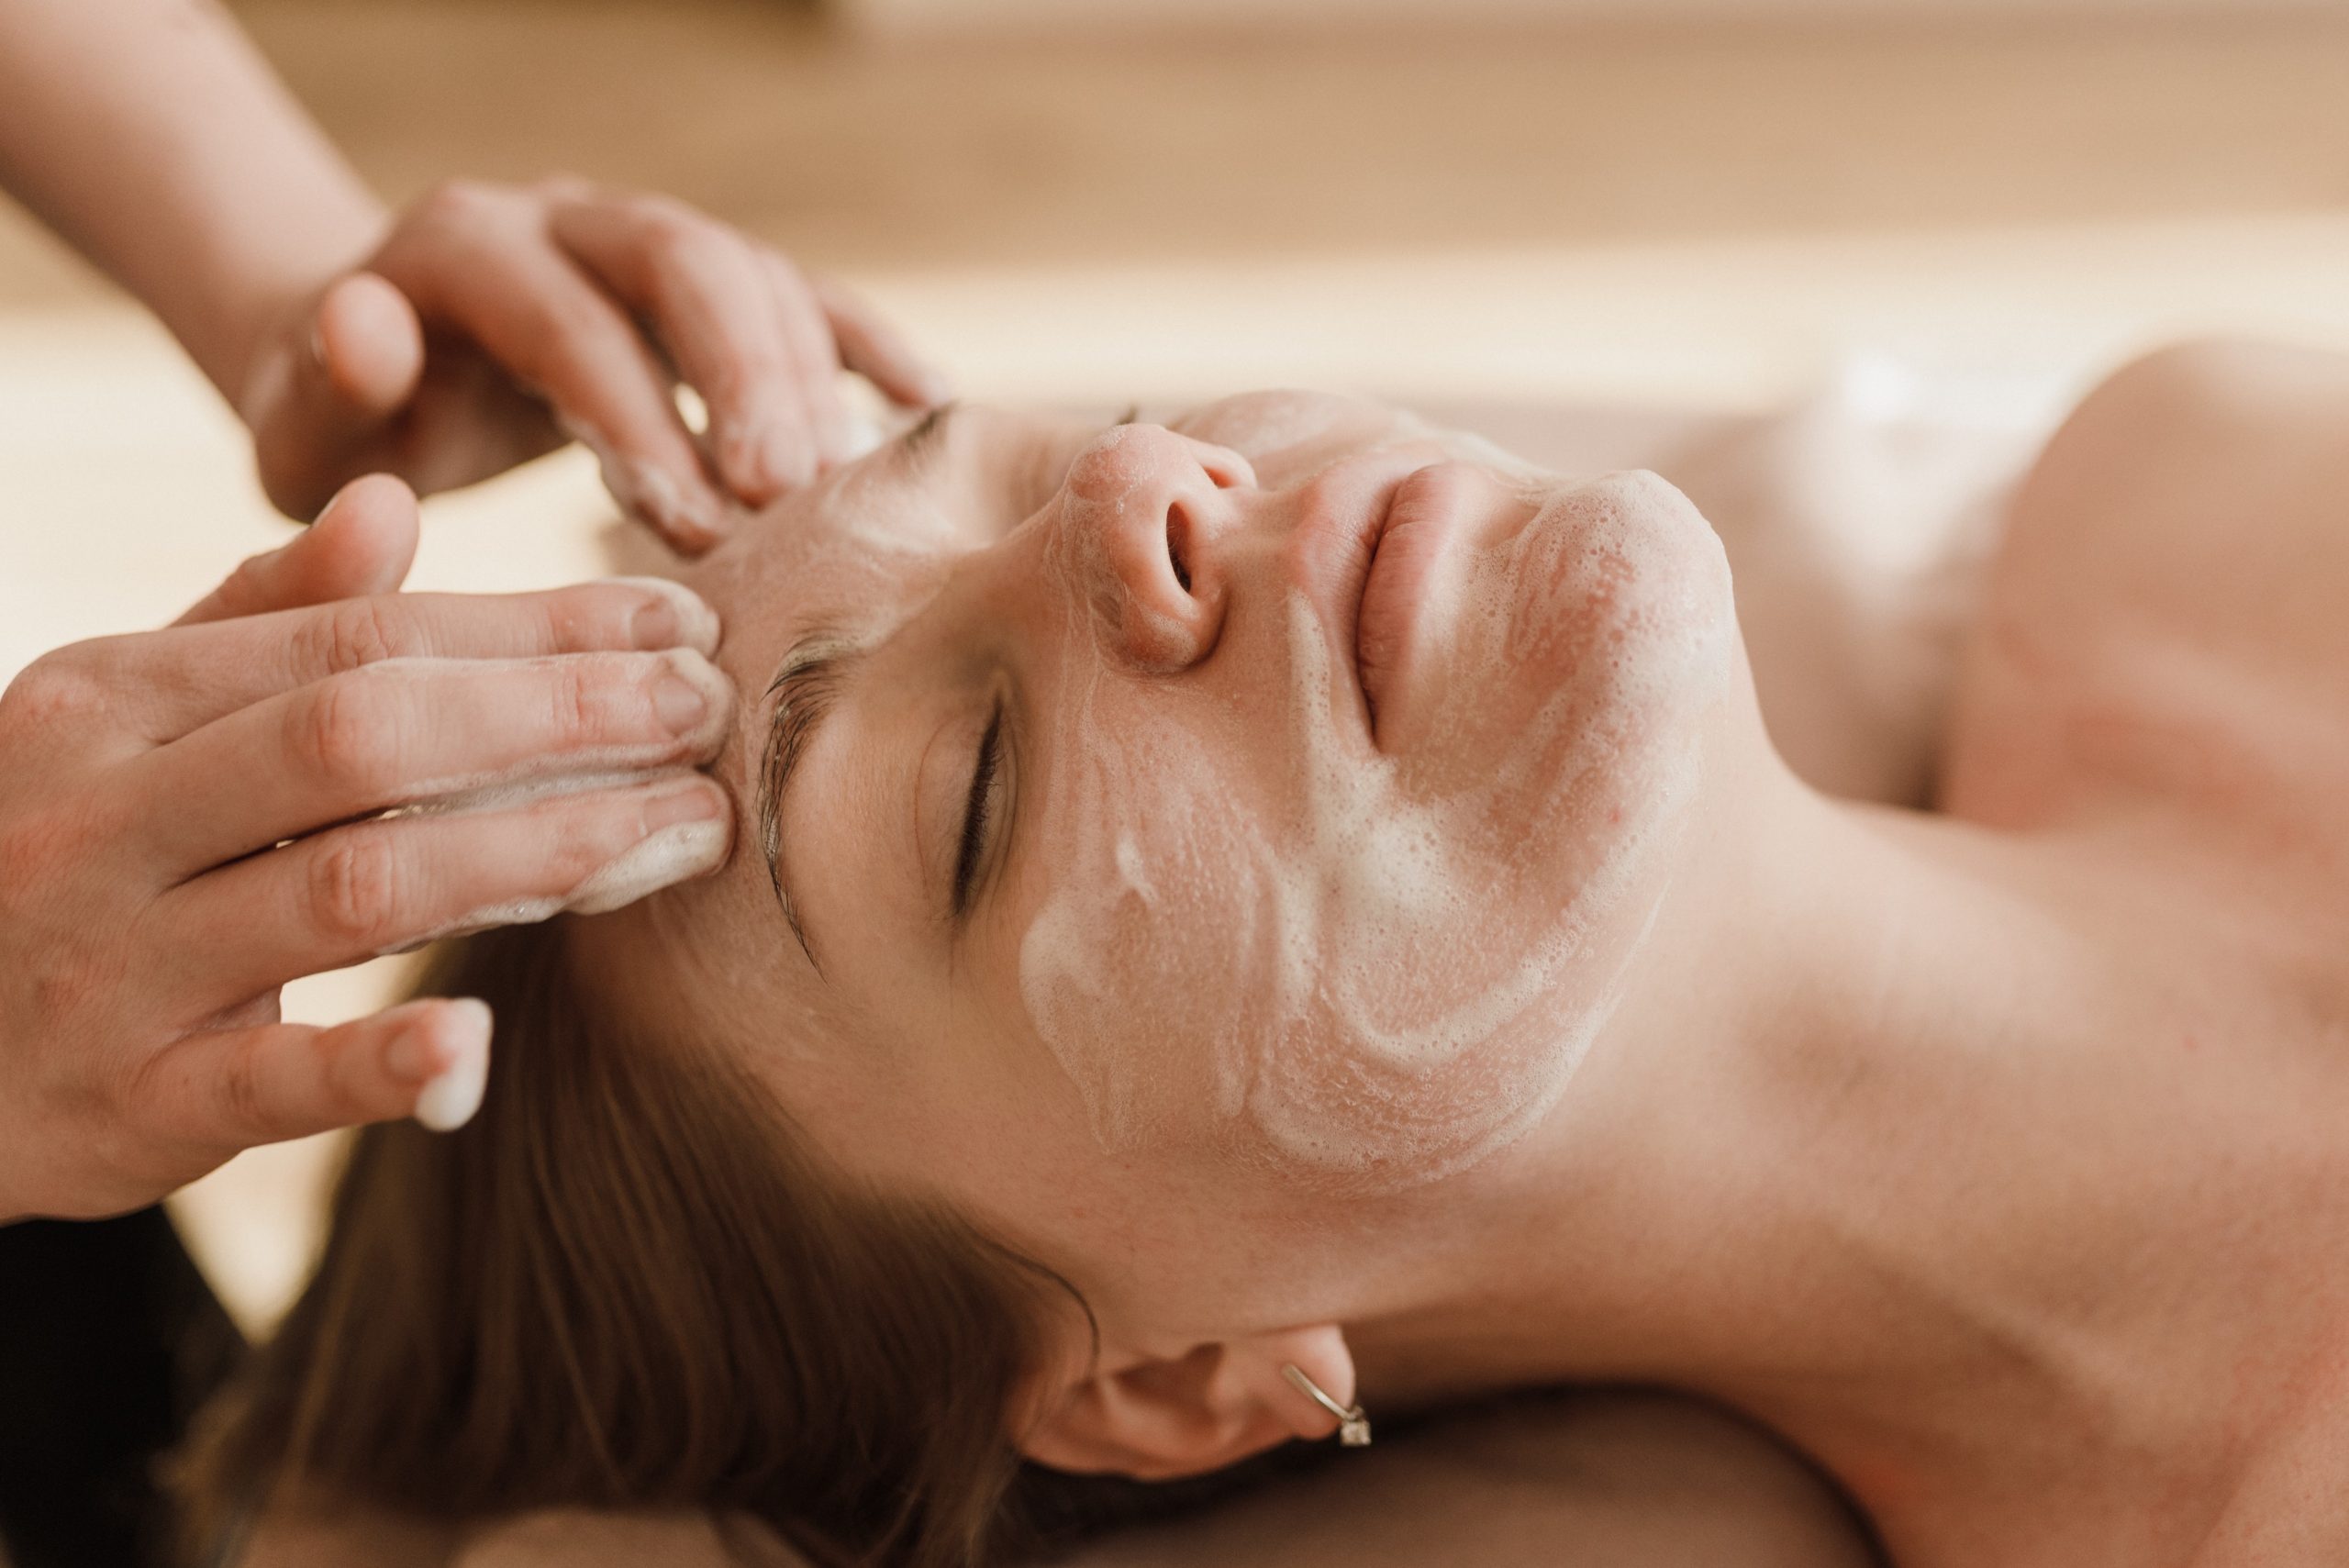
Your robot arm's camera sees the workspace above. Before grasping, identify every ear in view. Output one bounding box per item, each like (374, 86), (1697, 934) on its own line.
(1013, 1324), (1358, 1481)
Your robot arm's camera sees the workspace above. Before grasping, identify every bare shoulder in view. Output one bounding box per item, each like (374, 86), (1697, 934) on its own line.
(1060, 1391), (1876, 1568)
(2009, 339), (2349, 604)
(1943, 339), (2349, 827)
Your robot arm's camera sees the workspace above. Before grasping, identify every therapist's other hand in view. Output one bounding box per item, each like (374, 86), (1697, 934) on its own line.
(239, 177), (947, 553)
(0, 477), (737, 1222)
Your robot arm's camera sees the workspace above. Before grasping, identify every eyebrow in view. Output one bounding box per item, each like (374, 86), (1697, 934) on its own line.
(751, 409), (964, 973)
(757, 631), (863, 975)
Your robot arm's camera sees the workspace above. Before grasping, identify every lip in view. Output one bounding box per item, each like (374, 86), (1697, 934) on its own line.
(1354, 463), (1483, 747)
(1286, 453), (1422, 742)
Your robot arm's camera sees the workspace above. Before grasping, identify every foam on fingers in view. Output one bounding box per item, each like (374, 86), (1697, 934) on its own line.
(412, 998), (494, 1132)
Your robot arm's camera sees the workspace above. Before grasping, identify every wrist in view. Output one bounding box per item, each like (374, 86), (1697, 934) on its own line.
(204, 197), (390, 420)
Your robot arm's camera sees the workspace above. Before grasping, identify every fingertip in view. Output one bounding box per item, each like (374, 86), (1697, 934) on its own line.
(307, 473), (421, 595)
(316, 271), (426, 418)
(708, 410), (787, 507)
(412, 999), (493, 1133)
(607, 575), (724, 655)
(596, 447), (735, 555)
(317, 470), (420, 527)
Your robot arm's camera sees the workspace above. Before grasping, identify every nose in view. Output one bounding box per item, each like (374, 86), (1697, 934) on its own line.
(1052, 424), (1254, 673)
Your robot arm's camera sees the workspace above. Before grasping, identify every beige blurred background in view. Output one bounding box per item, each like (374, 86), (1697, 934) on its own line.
(6, 0), (2349, 1331)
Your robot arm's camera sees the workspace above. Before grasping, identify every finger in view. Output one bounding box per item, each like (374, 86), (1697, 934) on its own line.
(94, 577), (719, 743)
(382, 218), (731, 550)
(813, 272), (952, 409)
(550, 195), (818, 504)
(137, 998), (495, 1169)
(173, 473), (421, 628)
(248, 273), (431, 520)
(153, 773), (730, 1009)
(135, 649), (733, 874)
(761, 251), (857, 476)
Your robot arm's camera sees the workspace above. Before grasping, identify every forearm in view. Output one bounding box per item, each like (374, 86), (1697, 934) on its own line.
(0, 0), (384, 404)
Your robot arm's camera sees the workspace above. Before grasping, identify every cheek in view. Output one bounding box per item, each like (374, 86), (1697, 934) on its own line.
(1016, 695), (1254, 1152)
(1011, 498), (1735, 1195)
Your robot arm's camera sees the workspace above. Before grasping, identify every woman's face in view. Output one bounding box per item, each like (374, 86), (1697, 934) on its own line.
(592, 392), (1742, 1326)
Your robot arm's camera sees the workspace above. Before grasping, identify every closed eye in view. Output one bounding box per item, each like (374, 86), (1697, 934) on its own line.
(952, 700), (1005, 917)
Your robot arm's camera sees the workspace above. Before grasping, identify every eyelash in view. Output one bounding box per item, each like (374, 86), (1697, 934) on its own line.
(952, 699), (1006, 918)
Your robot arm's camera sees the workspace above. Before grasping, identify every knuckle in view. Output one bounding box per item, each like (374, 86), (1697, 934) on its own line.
(214, 1037), (274, 1142)
(550, 659), (609, 747)
(292, 673), (405, 796)
(307, 832), (408, 949)
(543, 585), (645, 654)
(1, 649), (103, 733)
(23, 943), (106, 1030)
(300, 598), (413, 675)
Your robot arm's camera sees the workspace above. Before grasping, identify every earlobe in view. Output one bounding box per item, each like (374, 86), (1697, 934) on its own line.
(1012, 1326), (1358, 1481)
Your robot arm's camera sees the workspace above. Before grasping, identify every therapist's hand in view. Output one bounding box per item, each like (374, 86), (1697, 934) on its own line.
(239, 177), (947, 553)
(0, 477), (737, 1222)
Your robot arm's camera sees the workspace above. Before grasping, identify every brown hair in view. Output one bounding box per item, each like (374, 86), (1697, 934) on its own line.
(180, 917), (1074, 1568)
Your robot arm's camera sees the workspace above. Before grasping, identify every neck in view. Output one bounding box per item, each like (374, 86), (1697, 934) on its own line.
(1348, 782), (2317, 1561)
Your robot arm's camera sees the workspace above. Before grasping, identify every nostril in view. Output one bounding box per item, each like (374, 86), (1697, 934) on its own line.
(1166, 504), (1194, 595)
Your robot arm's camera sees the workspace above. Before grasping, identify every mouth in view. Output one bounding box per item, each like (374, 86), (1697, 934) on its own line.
(1286, 452), (1417, 741)
(1341, 482), (1407, 736)
(1287, 451), (1487, 751)
(1353, 463), (1482, 747)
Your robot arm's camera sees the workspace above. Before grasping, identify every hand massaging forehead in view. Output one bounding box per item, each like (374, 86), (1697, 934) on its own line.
(660, 392), (1739, 1197)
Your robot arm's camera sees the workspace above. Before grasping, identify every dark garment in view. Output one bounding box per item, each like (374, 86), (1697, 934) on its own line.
(0, 1207), (242, 1568)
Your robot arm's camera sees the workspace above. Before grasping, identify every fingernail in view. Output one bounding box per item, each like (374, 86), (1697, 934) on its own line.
(653, 669), (710, 735)
(611, 577), (722, 655)
(413, 999), (493, 1132)
(384, 1014), (437, 1082)
(563, 784), (731, 916)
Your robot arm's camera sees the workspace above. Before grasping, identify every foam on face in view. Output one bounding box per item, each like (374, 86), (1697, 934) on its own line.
(1018, 434), (1733, 1192)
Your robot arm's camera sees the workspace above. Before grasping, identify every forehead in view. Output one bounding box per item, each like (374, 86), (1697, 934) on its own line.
(681, 389), (1411, 656)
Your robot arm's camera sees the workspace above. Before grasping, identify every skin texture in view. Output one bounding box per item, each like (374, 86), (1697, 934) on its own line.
(0, 478), (737, 1220)
(573, 346), (2349, 1568)
(0, 0), (956, 1221)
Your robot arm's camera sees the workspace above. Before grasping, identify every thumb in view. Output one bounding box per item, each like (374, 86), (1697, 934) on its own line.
(173, 473), (421, 626)
(250, 271), (428, 519)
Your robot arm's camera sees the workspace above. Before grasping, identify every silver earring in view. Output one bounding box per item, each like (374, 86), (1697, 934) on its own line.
(1282, 1363), (1372, 1447)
